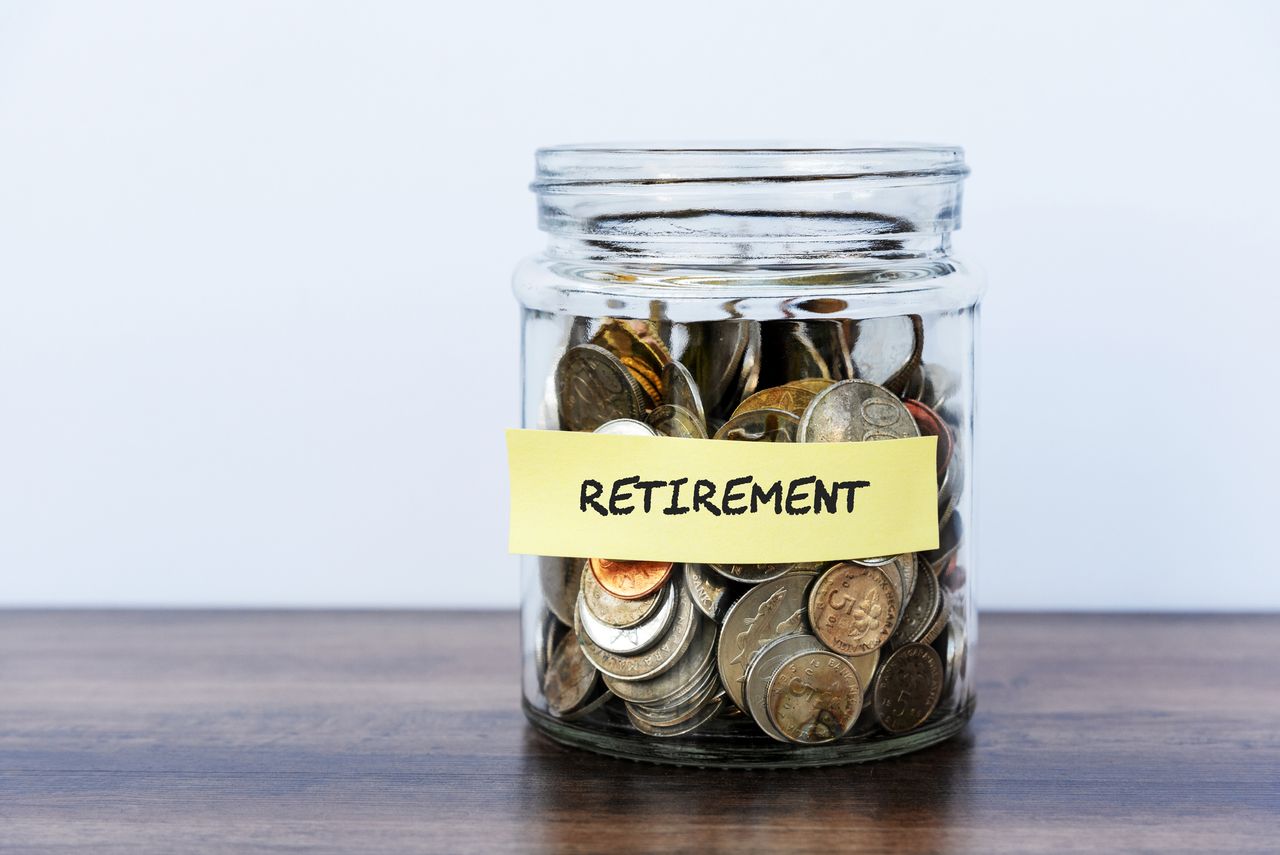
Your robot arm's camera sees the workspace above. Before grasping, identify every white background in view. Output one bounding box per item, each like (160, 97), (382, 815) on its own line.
(2, 1), (1277, 609)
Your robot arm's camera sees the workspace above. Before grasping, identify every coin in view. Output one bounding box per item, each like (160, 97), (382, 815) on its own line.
(592, 319), (671, 407)
(556, 686), (615, 722)
(766, 649), (863, 744)
(575, 582), (676, 655)
(543, 630), (599, 717)
(710, 561), (824, 585)
(808, 562), (900, 656)
(716, 570), (817, 710)
(684, 320), (752, 416)
(538, 555), (581, 626)
(589, 557), (673, 600)
(580, 560), (666, 629)
(850, 315), (922, 393)
(888, 560), (941, 647)
(576, 586), (699, 682)
(872, 642), (943, 733)
(662, 360), (708, 431)
(744, 634), (828, 741)
(713, 408), (799, 442)
(594, 418), (657, 437)
(784, 378), (836, 394)
(855, 553), (916, 606)
(798, 379), (920, 443)
(603, 614), (717, 704)
(645, 404), (708, 439)
(684, 563), (742, 621)
(919, 589), (950, 646)
(730, 385), (817, 420)
(556, 343), (645, 432)
(940, 614), (967, 703)
(905, 399), (954, 478)
(626, 697), (724, 738)
(758, 320), (846, 387)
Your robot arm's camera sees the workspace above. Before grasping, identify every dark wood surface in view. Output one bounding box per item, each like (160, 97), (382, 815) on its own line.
(1, 611), (1277, 853)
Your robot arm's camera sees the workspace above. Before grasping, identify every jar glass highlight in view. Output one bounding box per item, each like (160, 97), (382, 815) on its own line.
(514, 145), (980, 767)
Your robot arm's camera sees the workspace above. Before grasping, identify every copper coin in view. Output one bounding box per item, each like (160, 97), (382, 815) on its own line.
(589, 557), (673, 600)
(905, 399), (954, 479)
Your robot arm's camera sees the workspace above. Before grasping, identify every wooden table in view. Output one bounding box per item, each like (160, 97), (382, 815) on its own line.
(1, 611), (1277, 853)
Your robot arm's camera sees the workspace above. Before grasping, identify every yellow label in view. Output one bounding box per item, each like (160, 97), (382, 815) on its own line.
(506, 429), (939, 563)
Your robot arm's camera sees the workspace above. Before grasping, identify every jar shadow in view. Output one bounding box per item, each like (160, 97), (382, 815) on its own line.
(516, 723), (976, 852)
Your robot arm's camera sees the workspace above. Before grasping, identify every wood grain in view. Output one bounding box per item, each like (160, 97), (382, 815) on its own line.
(1, 611), (1277, 853)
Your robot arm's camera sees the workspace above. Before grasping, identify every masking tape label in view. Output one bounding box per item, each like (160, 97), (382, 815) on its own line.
(506, 429), (939, 563)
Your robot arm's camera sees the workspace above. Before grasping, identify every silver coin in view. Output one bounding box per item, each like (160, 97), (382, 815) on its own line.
(799, 379), (920, 443)
(716, 570), (818, 710)
(580, 560), (666, 629)
(537, 555), (581, 626)
(758, 320), (846, 386)
(850, 315), (922, 392)
(594, 418), (658, 437)
(627, 671), (721, 727)
(645, 404), (708, 439)
(744, 634), (828, 741)
(602, 613), (717, 705)
(556, 343), (645, 432)
(684, 320), (751, 416)
(940, 614), (967, 703)
(575, 586), (700, 682)
(713, 408), (799, 442)
(919, 361), (958, 415)
(889, 560), (941, 647)
(709, 562), (823, 585)
(684, 563), (742, 620)
(662, 360), (708, 432)
(575, 581), (675, 655)
(920, 588), (951, 646)
(626, 697), (724, 738)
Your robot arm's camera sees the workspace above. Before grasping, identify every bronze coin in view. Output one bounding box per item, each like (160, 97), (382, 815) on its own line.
(589, 557), (673, 600)
(872, 642), (943, 734)
(730, 385), (817, 420)
(808, 562), (900, 656)
(543, 630), (599, 717)
(765, 649), (862, 744)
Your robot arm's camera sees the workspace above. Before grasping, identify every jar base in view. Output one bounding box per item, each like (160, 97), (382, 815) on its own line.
(523, 696), (975, 769)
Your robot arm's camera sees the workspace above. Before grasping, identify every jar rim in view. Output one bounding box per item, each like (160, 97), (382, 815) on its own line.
(533, 143), (968, 191)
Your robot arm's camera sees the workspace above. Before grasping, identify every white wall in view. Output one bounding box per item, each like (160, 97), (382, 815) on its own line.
(2, 1), (1277, 609)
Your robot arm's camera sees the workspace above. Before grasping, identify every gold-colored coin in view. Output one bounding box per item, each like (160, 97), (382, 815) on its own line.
(729, 385), (817, 420)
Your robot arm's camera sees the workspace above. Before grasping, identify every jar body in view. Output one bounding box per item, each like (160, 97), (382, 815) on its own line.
(516, 256), (980, 766)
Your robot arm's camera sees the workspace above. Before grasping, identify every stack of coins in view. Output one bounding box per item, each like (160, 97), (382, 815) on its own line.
(535, 315), (969, 744)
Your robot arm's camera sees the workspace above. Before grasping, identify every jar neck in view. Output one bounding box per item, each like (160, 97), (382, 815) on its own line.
(543, 231), (953, 265)
(532, 145), (968, 267)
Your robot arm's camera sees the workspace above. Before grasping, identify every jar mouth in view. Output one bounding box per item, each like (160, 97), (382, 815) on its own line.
(531, 142), (969, 262)
(533, 143), (968, 191)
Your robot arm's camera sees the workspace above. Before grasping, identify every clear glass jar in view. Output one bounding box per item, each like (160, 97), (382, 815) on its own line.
(514, 144), (980, 767)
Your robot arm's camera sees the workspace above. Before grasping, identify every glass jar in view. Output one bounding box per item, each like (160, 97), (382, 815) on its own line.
(512, 144), (980, 767)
